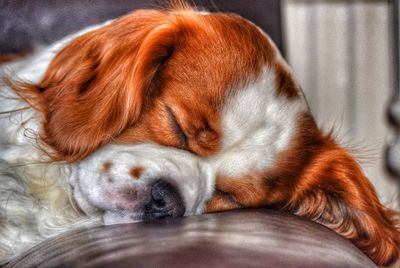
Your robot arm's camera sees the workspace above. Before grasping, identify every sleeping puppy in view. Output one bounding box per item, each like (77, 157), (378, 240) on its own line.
(0, 4), (399, 266)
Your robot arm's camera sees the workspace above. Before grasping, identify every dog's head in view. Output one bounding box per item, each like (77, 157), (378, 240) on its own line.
(21, 7), (305, 219)
(11, 6), (400, 266)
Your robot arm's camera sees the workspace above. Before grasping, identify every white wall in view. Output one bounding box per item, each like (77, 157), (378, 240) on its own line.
(283, 0), (399, 209)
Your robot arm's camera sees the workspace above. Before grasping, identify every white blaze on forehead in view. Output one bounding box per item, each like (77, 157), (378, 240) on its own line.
(209, 67), (308, 177)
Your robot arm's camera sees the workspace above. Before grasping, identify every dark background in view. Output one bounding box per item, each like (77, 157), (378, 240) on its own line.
(0, 0), (282, 54)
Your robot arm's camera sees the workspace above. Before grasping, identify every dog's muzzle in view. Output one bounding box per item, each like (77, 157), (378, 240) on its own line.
(69, 143), (215, 225)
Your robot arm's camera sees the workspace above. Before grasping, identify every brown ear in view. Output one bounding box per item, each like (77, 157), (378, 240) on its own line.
(13, 11), (181, 161)
(286, 147), (400, 266)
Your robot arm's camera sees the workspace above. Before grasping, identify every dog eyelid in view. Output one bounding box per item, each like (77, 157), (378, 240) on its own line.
(165, 106), (188, 148)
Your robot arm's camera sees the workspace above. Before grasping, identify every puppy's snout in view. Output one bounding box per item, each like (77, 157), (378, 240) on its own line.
(144, 180), (185, 220)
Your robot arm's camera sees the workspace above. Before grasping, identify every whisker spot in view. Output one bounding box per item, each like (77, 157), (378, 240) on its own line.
(130, 166), (144, 179)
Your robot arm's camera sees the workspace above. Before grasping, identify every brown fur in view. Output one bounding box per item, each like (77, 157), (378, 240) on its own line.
(101, 162), (113, 173)
(130, 167), (144, 179)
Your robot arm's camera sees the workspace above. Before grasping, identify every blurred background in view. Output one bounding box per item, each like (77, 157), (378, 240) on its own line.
(283, 0), (399, 209)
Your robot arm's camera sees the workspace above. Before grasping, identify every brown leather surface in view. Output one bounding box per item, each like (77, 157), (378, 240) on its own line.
(5, 209), (375, 268)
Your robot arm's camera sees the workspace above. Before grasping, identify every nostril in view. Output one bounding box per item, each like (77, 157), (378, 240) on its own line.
(144, 180), (185, 220)
(151, 184), (168, 209)
(151, 196), (166, 210)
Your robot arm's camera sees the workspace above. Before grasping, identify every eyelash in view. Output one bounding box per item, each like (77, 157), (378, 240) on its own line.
(165, 106), (188, 148)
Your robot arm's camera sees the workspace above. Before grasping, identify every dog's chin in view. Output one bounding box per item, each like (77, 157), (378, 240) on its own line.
(103, 210), (143, 225)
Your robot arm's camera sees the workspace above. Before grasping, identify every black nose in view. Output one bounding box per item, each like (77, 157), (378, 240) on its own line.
(143, 180), (185, 220)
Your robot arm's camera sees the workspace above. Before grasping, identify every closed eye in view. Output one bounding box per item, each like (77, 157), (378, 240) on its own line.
(166, 106), (187, 148)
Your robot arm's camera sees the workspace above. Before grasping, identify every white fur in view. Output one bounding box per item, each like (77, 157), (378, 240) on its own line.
(209, 69), (307, 178)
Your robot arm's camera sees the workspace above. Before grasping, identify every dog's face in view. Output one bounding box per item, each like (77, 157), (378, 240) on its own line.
(26, 9), (305, 222)
(14, 8), (400, 266)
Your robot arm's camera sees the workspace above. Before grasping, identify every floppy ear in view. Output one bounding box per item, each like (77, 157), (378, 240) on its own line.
(12, 12), (180, 161)
(286, 147), (400, 266)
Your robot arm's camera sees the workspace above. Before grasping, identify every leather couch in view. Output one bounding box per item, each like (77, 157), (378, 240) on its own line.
(5, 210), (375, 268)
